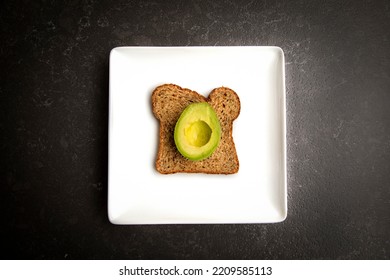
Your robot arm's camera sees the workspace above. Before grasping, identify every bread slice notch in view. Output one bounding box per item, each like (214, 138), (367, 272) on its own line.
(152, 84), (240, 174)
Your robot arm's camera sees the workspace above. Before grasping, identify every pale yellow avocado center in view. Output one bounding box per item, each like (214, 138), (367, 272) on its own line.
(184, 120), (212, 147)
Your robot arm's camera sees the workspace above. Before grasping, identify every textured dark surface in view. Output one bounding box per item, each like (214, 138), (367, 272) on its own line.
(1, 0), (389, 259)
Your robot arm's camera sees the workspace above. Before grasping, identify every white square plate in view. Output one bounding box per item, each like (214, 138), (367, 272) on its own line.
(108, 46), (287, 224)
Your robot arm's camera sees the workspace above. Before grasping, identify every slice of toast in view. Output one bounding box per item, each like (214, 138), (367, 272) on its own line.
(152, 84), (240, 174)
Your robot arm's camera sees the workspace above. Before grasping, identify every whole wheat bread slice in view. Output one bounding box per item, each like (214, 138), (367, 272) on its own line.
(152, 84), (240, 174)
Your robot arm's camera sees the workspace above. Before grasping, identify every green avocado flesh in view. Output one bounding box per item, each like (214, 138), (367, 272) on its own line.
(174, 102), (221, 161)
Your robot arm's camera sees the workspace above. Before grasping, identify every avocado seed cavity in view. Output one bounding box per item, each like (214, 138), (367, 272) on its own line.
(185, 120), (212, 147)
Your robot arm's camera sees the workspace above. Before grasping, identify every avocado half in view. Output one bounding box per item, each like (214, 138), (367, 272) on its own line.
(174, 102), (221, 161)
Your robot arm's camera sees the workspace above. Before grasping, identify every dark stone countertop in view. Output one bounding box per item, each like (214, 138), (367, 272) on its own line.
(0, 0), (389, 259)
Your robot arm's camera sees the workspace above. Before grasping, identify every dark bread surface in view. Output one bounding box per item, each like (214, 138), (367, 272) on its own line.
(152, 84), (240, 174)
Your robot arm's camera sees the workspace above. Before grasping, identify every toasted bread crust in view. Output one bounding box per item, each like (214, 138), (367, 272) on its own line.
(152, 84), (240, 174)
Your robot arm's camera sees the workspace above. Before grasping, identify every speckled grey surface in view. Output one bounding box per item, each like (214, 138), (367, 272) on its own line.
(0, 0), (389, 259)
